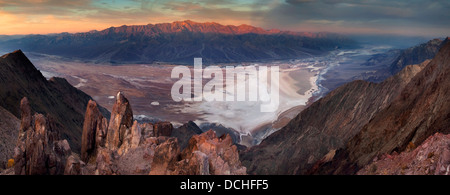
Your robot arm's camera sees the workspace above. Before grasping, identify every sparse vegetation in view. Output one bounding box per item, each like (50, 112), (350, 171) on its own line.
(370, 164), (378, 174)
(406, 141), (416, 152)
(7, 159), (14, 168)
(401, 164), (408, 170)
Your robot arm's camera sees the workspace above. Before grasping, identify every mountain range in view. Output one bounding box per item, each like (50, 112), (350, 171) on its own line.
(0, 20), (356, 64)
(357, 38), (448, 83)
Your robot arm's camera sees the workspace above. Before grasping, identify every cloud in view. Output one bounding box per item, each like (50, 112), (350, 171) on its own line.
(0, 0), (449, 36)
(255, 0), (450, 36)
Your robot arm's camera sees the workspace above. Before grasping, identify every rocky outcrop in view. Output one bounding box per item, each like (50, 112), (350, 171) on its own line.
(148, 130), (246, 175)
(179, 130), (246, 175)
(153, 122), (173, 137)
(106, 92), (133, 150)
(171, 121), (203, 150)
(358, 133), (450, 175)
(14, 97), (72, 175)
(81, 100), (108, 163)
(0, 50), (110, 153)
(149, 137), (181, 175)
(0, 50), (246, 175)
(67, 93), (246, 175)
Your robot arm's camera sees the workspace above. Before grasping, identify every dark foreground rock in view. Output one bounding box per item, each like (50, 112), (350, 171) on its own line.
(11, 93), (246, 175)
(358, 133), (450, 175)
(14, 97), (72, 175)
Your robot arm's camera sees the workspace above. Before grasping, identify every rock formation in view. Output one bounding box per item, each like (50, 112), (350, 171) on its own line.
(171, 121), (203, 150)
(106, 92), (133, 151)
(153, 122), (173, 137)
(177, 130), (246, 175)
(14, 97), (72, 175)
(81, 100), (107, 163)
(55, 92), (246, 175)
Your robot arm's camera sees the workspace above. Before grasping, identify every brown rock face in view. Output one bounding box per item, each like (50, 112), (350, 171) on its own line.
(19, 97), (32, 134)
(64, 154), (85, 175)
(180, 130), (246, 175)
(14, 98), (72, 175)
(106, 92), (133, 150)
(81, 100), (107, 162)
(140, 123), (154, 139)
(358, 133), (450, 175)
(174, 151), (210, 175)
(95, 147), (118, 175)
(153, 122), (173, 137)
(147, 130), (246, 175)
(117, 120), (143, 155)
(171, 121), (203, 150)
(148, 137), (180, 175)
(130, 121), (142, 149)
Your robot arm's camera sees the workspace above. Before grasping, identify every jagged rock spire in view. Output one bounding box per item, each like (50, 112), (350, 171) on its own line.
(81, 100), (107, 163)
(106, 91), (133, 150)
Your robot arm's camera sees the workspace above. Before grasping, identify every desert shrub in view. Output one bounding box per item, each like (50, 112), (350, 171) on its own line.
(406, 142), (416, 152)
(7, 159), (14, 168)
(370, 164), (378, 174)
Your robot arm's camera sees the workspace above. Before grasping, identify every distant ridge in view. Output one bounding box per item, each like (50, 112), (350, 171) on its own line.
(94, 20), (333, 38)
(0, 20), (357, 64)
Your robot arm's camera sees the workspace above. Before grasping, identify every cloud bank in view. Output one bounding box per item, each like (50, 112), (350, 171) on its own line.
(0, 0), (448, 36)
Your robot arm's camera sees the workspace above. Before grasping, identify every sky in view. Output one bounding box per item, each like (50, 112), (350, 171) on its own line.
(0, 0), (449, 37)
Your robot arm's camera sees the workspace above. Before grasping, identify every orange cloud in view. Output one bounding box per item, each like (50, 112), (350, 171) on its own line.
(0, 12), (108, 35)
